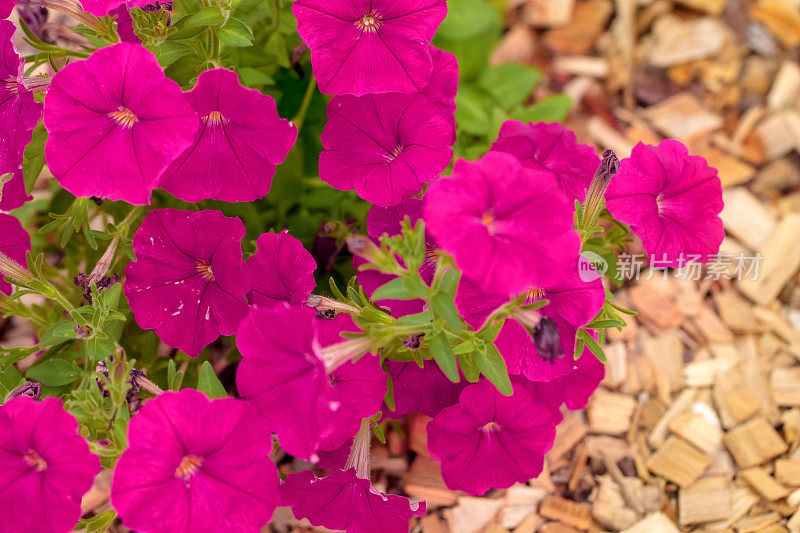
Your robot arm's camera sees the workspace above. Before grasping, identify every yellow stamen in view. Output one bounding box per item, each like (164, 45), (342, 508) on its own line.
(526, 287), (546, 301)
(23, 450), (47, 471)
(481, 422), (501, 432)
(108, 107), (138, 128)
(481, 212), (496, 234)
(203, 110), (227, 125)
(196, 261), (215, 282)
(175, 455), (203, 479)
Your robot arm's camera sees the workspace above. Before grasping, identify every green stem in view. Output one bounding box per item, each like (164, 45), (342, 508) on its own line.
(292, 76), (317, 131)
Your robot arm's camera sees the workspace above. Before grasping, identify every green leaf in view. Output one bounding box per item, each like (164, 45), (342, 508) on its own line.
(154, 41), (193, 69)
(76, 510), (117, 533)
(580, 330), (607, 364)
(167, 359), (183, 391)
(512, 93), (572, 124)
(82, 330), (115, 364)
(436, 0), (498, 40)
(39, 320), (78, 346)
(458, 351), (480, 382)
(0, 365), (23, 403)
(429, 332), (459, 383)
(27, 359), (79, 386)
(475, 343), (512, 395)
(218, 18), (254, 47)
(430, 292), (463, 332)
(187, 6), (225, 27)
(394, 311), (433, 327)
(238, 67), (274, 87)
(197, 361), (227, 399)
(22, 122), (46, 193)
(455, 85), (491, 136)
(479, 64), (541, 109)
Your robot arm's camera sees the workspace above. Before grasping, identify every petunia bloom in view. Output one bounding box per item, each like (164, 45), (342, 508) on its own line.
(491, 121), (600, 203)
(0, 397), (101, 533)
(281, 468), (425, 533)
(1, 20), (42, 175)
(0, 169), (32, 211)
(246, 230), (316, 308)
(124, 209), (252, 357)
(44, 42), (198, 205)
(604, 140), (724, 266)
(455, 259), (605, 382)
(539, 344), (605, 411)
(111, 390), (279, 533)
(160, 68), (296, 203)
(426, 378), (561, 495)
(0, 213), (31, 295)
(384, 360), (464, 418)
(236, 304), (336, 460)
(1, 0), (13, 18)
(424, 151), (580, 295)
(354, 198), (435, 318)
(80, 0), (148, 17)
(320, 92), (454, 207)
(293, 0), (447, 96)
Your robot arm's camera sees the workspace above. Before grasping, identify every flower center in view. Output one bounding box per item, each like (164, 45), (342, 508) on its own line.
(356, 10), (382, 32)
(203, 110), (228, 125)
(656, 192), (665, 216)
(196, 260), (215, 282)
(175, 454), (203, 479)
(481, 212), (496, 234)
(526, 287), (546, 302)
(481, 421), (501, 432)
(23, 449), (47, 471)
(108, 106), (138, 128)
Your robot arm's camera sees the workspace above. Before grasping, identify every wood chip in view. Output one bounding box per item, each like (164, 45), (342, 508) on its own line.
(543, 0), (614, 54)
(735, 511), (782, 533)
(405, 456), (458, 506)
(645, 16), (730, 68)
(750, 0), (800, 48)
(621, 512), (680, 533)
(678, 476), (733, 525)
(720, 187), (777, 251)
(646, 436), (711, 487)
(723, 417), (788, 468)
(740, 467), (791, 500)
(754, 110), (800, 161)
(771, 367), (800, 406)
(739, 214), (800, 305)
(669, 411), (723, 454)
(539, 496), (592, 531)
(768, 61), (800, 111)
(775, 459), (800, 487)
(522, 0), (575, 27)
(588, 389), (637, 434)
(643, 93), (724, 140)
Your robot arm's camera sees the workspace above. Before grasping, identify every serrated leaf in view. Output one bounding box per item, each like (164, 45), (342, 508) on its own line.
(197, 361), (227, 398)
(475, 343), (512, 395)
(218, 18), (254, 47)
(429, 331), (459, 383)
(27, 359), (79, 386)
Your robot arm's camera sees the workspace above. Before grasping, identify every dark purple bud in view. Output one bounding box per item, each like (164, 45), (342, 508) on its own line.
(533, 317), (564, 364)
(6, 381), (42, 401)
(402, 333), (424, 350)
(17, 5), (48, 39)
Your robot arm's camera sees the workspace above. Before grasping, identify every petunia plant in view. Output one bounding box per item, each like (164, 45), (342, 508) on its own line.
(0, 0), (725, 531)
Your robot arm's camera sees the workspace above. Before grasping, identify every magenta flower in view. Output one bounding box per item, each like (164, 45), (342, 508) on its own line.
(354, 198), (435, 317)
(80, 0), (149, 17)
(0, 169), (32, 211)
(426, 378), (561, 495)
(320, 93), (454, 207)
(0, 0), (13, 18)
(425, 151), (580, 295)
(236, 304), (335, 460)
(1, 21), (42, 175)
(424, 47), (459, 126)
(605, 140), (724, 266)
(491, 121), (600, 203)
(160, 68), (296, 203)
(540, 345), (605, 410)
(124, 209), (252, 357)
(456, 262), (605, 382)
(385, 360), (464, 418)
(44, 42), (198, 205)
(0, 397), (101, 532)
(246, 230), (316, 308)
(293, 0), (447, 96)
(0, 213), (31, 295)
(281, 468), (425, 533)
(111, 390), (279, 533)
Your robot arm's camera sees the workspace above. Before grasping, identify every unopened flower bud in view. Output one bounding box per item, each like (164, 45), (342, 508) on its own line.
(306, 294), (359, 315)
(320, 337), (373, 373)
(5, 381), (42, 401)
(0, 252), (34, 285)
(345, 419), (372, 479)
(346, 235), (381, 264)
(582, 149), (620, 218)
(402, 333), (424, 349)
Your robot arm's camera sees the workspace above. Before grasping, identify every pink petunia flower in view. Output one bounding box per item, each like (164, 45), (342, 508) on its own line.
(159, 68), (296, 203)
(384, 360), (464, 418)
(1, 0), (13, 18)
(246, 230), (316, 309)
(320, 92), (454, 207)
(281, 468), (425, 533)
(124, 209), (252, 357)
(292, 0), (447, 96)
(0, 397), (101, 532)
(426, 378), (561, 495)
(44, 42), (198, 205)
(80, 0), (149, 17)
(540, 344), (605, 410)
(491, 121), (600, 203)
(1, 21), (42, 175)
(1, 169), (32, 211)
(354, 198), (435, 318)
(604, 140), (724, 266)
(455, 261), (605, 382)
(0, 212), (31, 295)
(317, 314), (387, 450)
(111, 390), (279, 533)
(424, 151), (580, 295)
(236, 304), (336, 460)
